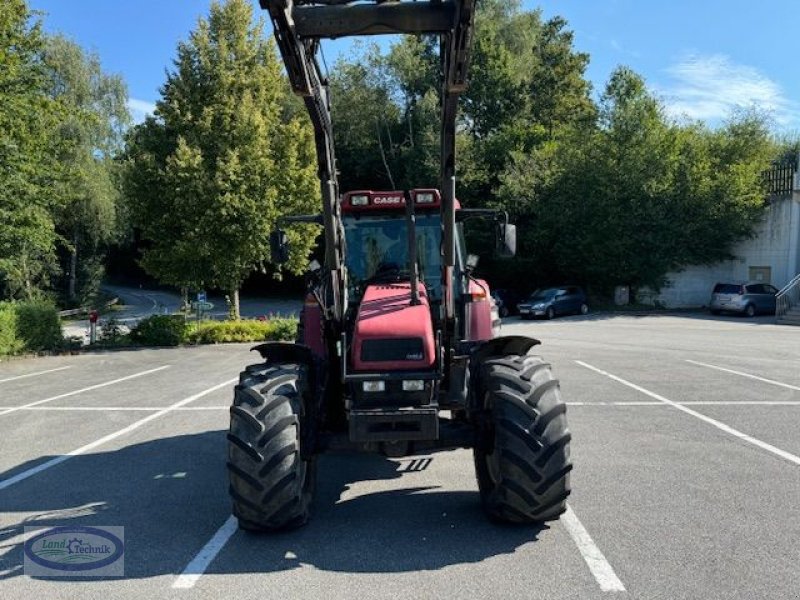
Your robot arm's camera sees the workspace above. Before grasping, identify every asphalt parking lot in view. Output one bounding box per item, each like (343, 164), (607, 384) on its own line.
(1, 313), (798, 599)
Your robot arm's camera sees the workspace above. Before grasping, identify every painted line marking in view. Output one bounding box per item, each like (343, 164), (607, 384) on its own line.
(0, 400), (797, 411)
(0, 401), (797, 411)
(0, 406), (230, 411)
(686, 359), (800, 392)
(566, 401), (800, 406)
(0, 366), (171, 417)
(173, 516), (238, 589)
(561, 504), (625, 592)
(0, 366), (72, 384)
(576, 360), (800, 467)
(0, 377), (237, 491)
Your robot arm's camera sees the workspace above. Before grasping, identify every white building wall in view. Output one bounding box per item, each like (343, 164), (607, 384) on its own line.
(653, 195), (800, 308)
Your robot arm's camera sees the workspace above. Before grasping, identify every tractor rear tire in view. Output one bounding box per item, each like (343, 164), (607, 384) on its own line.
(227, 362), (316, 531)
(473, 354), (572, 523)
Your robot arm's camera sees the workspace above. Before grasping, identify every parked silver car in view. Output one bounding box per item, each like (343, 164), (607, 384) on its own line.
(709, 282), (778, 317)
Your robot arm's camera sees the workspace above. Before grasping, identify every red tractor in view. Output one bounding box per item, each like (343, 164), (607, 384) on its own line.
(227, 0), (571, 530)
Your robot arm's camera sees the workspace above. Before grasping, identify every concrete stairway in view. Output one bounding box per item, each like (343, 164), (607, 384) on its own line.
(776, 306), (800, 326)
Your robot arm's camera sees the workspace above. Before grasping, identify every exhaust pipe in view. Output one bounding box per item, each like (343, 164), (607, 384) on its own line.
(404, 190), (422, 306)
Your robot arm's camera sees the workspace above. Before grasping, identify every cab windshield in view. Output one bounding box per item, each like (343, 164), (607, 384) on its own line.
(344, 214), (442, 299)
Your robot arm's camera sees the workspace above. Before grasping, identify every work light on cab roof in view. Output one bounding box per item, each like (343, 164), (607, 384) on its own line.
(342, 189), (441, 212)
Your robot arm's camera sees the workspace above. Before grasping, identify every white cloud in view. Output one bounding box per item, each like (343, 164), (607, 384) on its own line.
(127, 98), (157, 124)
(659, 54), (798, 126)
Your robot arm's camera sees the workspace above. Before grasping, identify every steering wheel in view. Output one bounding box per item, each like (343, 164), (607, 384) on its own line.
(368, 261), (406, 283)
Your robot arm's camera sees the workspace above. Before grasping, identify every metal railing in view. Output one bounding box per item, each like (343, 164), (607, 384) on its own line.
(763, 163), (796, 197)
(776, 273), (800, 318)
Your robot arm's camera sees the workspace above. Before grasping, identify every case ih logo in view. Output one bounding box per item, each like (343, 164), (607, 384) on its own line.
(372, 195), (403, 205)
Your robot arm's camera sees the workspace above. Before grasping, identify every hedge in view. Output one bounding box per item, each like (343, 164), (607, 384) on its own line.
(185, 318), (297, 344)
(129, 315), (188, 346)
(127, 315), (297, 346)
(0, 300), (63, 357)
(0, 303), (22, 356)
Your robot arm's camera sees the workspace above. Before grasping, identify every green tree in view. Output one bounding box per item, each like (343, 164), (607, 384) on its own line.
(464, 5), (594, 203)
(0, 0), (60, 299)
(330, 47), (402, 191)
(124, 0), (319, 317)
(327, 2), (594, 206)
(499, 67), (775, 293)
(42, 34), (130, 304)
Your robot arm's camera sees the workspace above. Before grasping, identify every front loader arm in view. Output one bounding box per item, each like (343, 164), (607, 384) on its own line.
(261, 3), (345, 322)
(260, 0), (477, 342)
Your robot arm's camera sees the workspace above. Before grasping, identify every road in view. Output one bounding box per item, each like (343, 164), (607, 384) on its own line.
(1, 314), (799, 599)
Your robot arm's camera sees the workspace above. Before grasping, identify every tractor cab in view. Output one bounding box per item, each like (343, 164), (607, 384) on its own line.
(341, 189), (449, 305)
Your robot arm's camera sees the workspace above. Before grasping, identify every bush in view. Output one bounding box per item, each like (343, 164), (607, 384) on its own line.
(96, 317), (132, 347)
(130, 315), (188, 346)
(185, 318), (297, 344)
(0, 303), (23, 356)
(13, 300), (63, 352)
(0, 300), (63, 356)
(269, 318), (298, 342)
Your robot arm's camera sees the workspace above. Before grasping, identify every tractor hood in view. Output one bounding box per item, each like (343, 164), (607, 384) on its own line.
(352, 283), (436, 371)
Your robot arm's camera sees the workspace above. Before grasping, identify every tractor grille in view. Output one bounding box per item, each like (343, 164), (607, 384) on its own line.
(361, 338), (425, 362)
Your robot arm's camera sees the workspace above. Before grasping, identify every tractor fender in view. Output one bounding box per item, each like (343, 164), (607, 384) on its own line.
(251, 342), (316, 367)
(469, 335), (541, 365)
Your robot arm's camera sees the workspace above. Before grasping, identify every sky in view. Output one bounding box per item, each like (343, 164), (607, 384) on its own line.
(27, 0), (800, 131)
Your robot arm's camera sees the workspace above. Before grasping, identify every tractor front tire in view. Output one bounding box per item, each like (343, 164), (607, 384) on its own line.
(474, 354), (572, 523)
(227, 362), (316, 531)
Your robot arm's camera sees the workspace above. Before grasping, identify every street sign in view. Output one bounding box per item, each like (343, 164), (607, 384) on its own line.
(197, 291), (207, 303)
(191, 301), (214, 311)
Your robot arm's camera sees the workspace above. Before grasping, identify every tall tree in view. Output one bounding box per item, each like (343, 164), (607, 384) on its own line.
(498, 67), (775, 292)
(124, 0), (319, 317)
(327, 2), (594, 206)
(42, 34), (130, 304)
(0, 0), (59, 299)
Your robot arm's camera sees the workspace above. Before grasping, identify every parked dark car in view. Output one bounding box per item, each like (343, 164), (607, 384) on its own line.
(709, 282), (778, 317)
(518, 286), (588, 320)
(490, 288), (522, 317)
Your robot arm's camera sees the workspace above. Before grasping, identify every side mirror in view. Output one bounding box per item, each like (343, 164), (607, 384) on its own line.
(496, 223), (517, 258)
(270, 229), (290, 264)
(466, 254), (480, 271)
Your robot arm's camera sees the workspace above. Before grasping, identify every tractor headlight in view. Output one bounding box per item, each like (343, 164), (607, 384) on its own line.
(362, 380), (385, 392)
(350, 194), (369, 206)
(402, 380), (425, 392)
(415, 192), (435, 204)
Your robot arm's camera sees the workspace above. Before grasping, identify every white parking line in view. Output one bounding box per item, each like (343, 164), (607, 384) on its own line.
(567, 401), (800, 406)
(1, 400), (796, 411)
(0, 377), (237, 491)
(0, 366), (71, 384)
(173, 516), (238, 589)
(0, 405), (229, 411)
(576, 360), (800, 467)
(0, 365), (171, 417)
(561, 504), (626, 592)
(686, 359), (800, 392)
